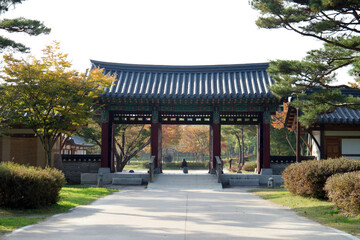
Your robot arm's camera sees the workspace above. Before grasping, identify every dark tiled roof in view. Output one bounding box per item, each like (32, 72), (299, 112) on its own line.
(306, 87), (360, 97)
(339, 88), (360, 97)
(91, 60), (275, 99)
(67, 136), (94, 147)
(311, 88), (360, 124)
(286, 88), (360, 127)
(318, 107), (360, 124)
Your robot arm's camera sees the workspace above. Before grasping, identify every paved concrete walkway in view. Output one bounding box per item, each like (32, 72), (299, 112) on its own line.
(147, 173), (222, 190)
(4, 186), (359, 240)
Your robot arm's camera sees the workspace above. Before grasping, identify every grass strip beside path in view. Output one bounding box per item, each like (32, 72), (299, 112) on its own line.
(0, 185), (118, 234)
(251, 188), (360, 238)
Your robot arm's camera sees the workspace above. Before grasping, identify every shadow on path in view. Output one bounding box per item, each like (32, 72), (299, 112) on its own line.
(4, 187), (358, 240)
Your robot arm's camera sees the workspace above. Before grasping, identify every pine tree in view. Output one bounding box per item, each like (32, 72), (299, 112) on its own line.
(0, 0), (50, 52)
(251, 0), (360, 126)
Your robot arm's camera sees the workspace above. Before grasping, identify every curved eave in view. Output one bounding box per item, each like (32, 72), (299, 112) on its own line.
(318, 107), (360, 125)
(97, 95), (281, 104)
(93, 60), (277, 101)
(91, 59), (270, 72)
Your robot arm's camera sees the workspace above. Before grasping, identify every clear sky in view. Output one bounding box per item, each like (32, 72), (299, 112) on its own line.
(1, 0), (351, 83)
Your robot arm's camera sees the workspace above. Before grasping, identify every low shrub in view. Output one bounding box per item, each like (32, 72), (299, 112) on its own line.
(325, 171), (360, 215)
(282, 158), (360, 199)
(242, 161), (257, 172)
(0, 162), (66, 209)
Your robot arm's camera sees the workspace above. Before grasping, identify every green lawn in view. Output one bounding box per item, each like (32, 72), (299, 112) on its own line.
(251, 188), (360, 238)
(124, 161), (147, 170)
(0, 185), (118, 235)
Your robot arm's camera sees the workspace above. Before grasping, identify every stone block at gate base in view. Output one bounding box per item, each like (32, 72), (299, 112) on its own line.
(112, 178), (142, 185)
(229, 179), (259, 186)
(98, 168), (111, 174)
(260, 168), (273, 175)
(81, 173), (114, 185)
(81, 173), (149, 185)
(221, 174), (284, 187)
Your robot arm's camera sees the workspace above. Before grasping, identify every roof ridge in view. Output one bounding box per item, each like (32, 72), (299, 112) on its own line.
(90, 60), (270, 72)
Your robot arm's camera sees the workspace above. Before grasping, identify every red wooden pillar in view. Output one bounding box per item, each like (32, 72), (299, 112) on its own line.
(101, 122), (110, 168)
(256, 123), (263, 174)
(257, 112), (271, 173)
(210, 123), (221, 171)
(101, 121), (114, 172)
(262, 123), (271, 168)
(151, 109), (162, 172)
(296, 107), (301, 163)
(320, 124), (325, 159)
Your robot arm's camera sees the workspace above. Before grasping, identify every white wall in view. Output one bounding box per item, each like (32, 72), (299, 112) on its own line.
(325, 131), (360, 136)
(341, 139), (360, 159)
(311, 131), (321, 160)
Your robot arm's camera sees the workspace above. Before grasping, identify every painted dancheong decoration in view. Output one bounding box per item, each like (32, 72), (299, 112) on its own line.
(91, 60), (282, 174)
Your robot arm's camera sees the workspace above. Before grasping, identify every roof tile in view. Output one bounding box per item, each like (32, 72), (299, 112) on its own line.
(318, 107), (360, 124)
(91, 60), (275, 99)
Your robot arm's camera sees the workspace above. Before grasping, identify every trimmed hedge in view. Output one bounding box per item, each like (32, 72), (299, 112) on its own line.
(282, 158), (360, 199)
(242, 161), (257, 172)
(0, 162), (66, 209)
(325, 171), (360, 215)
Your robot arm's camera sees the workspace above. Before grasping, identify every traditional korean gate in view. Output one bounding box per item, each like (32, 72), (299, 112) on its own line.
(93, 61), (281, 174)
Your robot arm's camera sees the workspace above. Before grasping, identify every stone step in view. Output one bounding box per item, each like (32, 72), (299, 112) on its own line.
(147, 174), (222, 190)
(229, 179), (259, 186)
(225, 175), (262, 179)
(112, 177), (142, 185)
(222, 174), (284, 187)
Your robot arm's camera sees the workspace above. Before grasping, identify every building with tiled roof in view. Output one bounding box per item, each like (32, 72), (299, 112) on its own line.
(91, 60), (283, 174)
(285, 88), (360, 160)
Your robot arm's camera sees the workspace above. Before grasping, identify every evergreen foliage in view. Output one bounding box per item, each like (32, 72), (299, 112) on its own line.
(222, 125), (257, 166)
(0, 0), (50, 52)
(251, 0), (360, 126)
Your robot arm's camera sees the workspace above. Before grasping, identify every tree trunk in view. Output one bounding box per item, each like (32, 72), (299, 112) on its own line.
(235, 135), (241, 165)
(285, 129), (296, 155)
(114, 149), (123, 172)
(117, 156), (129, 172)
(173, 148), (176, 163)
(241, 128), (245, 167)
(44, 135), (58, 167)
(46, 148), (52, 167)
(114, 131), (126, 172)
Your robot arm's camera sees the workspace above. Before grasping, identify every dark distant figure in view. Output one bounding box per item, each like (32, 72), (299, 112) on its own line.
(181, 159), (188, 174)
(181, 159), (187, 168)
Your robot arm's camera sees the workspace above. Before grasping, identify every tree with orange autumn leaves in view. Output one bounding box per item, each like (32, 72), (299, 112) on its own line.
(161, 125), (182, 162)
(271, 103), (296, 155)
(178, 125), (209, 161)
(162, 125), (182, 149)
(271, 103), (289, 131)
